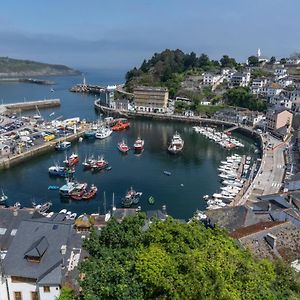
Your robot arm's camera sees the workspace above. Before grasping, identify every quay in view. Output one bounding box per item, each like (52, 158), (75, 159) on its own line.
(2, 98), (60, 112)
(70, 83), (106, 94)
(0, 129), (86, 170)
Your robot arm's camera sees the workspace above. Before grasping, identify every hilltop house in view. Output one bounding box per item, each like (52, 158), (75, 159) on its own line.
(231, 71), (251, 87)
(202, 73), (221, 86)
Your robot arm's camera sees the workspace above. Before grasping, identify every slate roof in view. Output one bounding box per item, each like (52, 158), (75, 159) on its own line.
(205, 205), (258, 232)
(3, 218), (72, 285)
(254, 194), (292, 211)
(0, 207), (44, 251)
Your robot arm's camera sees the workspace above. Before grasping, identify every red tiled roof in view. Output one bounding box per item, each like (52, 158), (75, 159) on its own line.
(230, 221), (285, 239)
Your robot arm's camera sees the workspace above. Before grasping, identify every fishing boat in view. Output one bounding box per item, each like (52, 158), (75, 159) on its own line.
(59, 180), (77, 197)
(84, 130), (96, 139)
(148, 196), (155, 204)
(48, 165), (68, 177)
(91, 156), (108, 171)
(82, 185), (98, 200)
(121, 187), (142, 207)
(121, 195), (133, 208)
(163, 171), (171, 176)
(118, 140), (129, 153)
(13, 202), (21, 209)
(112, 121), (130, 131)
(64, 153), (79, 167)
(33, 201), (52, 213)
(105, 166), (112, 171)
(168, 132), (184, 154)
(95, 127), (112, 139)
(82, 155), (95, 170)
(55, 141), (71, 151)
(0, 189), (8, 202)
(133, 137), (144, 152)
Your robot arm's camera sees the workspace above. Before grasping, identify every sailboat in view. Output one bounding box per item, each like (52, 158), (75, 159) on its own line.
(33, 105), (43, 120)
(0, 189), (8, 202)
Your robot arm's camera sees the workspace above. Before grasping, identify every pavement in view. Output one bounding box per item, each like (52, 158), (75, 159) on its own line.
(237, 133), (286, 205)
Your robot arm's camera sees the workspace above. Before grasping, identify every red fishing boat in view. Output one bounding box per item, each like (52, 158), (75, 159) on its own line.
(64, 153), (79, 167)
(134, 137), (144, 152)
(82, 185), (98, 200)
(112, 121), (130, 131)
(118, 140), (129, 153)
(92, 156), (108, 170)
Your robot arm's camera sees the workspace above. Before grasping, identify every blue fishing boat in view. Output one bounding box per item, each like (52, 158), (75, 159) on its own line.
(55, 141), (71, 151)
(84, 131), (96, 139)
(48, 165), (68, 177)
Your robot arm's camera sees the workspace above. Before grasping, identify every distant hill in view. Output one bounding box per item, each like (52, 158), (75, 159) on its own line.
(0, 57), (80, 77)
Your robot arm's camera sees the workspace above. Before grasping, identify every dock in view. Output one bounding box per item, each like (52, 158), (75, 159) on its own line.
(2, 99), (60, 112)
(0, 129), (86, 170)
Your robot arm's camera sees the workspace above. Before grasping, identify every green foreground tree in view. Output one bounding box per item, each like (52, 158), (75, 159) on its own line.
(78, 215), (300, 300)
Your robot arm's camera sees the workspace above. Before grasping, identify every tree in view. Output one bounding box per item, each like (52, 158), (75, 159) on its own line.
(57, 286), (75, 300)
(79, 215), (300, 299)
(280, 58), (287, 64)
(269, 56), (276, 64)
(224, 87), (267, 111)
(197, 53), (210, 67)
(247, 55), (260, 66)
(220, 55), (237, 68)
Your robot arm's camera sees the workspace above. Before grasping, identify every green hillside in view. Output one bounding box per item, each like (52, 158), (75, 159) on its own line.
(0, 57), (80, 77)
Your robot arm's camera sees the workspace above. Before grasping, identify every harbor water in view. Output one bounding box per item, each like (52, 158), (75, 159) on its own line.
(0, 70), (258, 219)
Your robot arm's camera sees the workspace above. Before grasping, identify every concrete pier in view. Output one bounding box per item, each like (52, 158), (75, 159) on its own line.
(3, 99), (60, 112)
(0, 129), (86, 170)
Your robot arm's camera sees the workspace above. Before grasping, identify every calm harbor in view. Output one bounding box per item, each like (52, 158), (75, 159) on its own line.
(0, 71), (258, 219)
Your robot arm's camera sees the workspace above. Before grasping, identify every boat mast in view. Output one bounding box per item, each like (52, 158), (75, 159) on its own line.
(103, 191), (106, 215)
(112, 192), (116, 211)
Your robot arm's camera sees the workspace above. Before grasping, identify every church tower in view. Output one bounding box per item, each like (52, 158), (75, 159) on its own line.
(257, 48), (261, 58)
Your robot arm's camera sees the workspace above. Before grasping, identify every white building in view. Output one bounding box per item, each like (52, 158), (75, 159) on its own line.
(277, 77), (293, 88)
(274, 67), (288, 80)
(231, 71), (251, 87)
(202, 73), (221, 85)
(221, 68), (236, 81)
(251, 78), (269, 95)
(1, 213), (83, 300)
(267, 83), (283, 98)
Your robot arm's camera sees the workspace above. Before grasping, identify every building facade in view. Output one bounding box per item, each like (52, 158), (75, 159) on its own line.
(266, 108), (293, 130)
(231, 71), (251, 87)
(133, 86), (169, 113)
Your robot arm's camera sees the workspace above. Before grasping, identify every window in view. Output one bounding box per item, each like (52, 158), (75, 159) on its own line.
(43, 286), (50, 293)
(31, 292), (38, 300)
(14, 292), (22, 300)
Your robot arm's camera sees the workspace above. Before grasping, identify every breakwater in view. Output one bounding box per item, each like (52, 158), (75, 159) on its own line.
(3, 99), (60, 112)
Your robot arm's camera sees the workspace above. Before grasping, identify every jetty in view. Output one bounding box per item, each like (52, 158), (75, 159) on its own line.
(2, 99), (60, 112)
(19, 78), (55, 85)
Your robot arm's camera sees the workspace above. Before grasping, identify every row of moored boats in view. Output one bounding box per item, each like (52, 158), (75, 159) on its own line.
(203, 154), (252, 210)
(193, 126), (244, 149)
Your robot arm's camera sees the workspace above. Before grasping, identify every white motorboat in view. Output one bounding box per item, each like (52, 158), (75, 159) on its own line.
(95, 127), (113, 139)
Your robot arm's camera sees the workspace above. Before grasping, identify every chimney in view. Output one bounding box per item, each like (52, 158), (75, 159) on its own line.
(60, 245), (67, 255)
(265, 233), (277, 249)
(268, 203), (272, 211)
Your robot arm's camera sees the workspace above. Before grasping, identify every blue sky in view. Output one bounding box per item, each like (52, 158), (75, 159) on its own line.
(0, 0), (299, 70)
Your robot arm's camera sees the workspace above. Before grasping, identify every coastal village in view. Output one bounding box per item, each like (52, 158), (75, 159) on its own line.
(0, 49), (300, 299)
